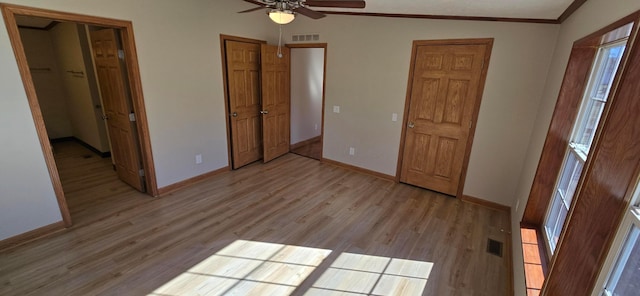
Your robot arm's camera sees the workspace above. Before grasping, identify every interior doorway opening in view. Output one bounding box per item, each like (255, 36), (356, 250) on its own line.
(2, 4), (158, 227)
(220, 35), (293, 169)
(220, 35), (327, 168)
(289, 44), (326, 161)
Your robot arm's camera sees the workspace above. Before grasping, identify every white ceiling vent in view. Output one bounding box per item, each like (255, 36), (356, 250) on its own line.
(291, 33), (320, 42)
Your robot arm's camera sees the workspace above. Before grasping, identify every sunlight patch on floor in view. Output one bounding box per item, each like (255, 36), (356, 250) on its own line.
(148, 240), (433, 296)
(307, 253), (433, 295)
(150, 240), (331, 295)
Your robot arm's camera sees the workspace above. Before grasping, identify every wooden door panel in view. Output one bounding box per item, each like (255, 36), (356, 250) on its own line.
(236, 118), (251, 153)
(90, 29), (144, 192)
(433, 136), (458, 178)
(276, 71), (288, 105)
(406, 134), (431, 173)
(263, 115), (275, 154)
(226, 41), (262, 168)
(400, 41), (490, 196)
(414, 78), (440, 121)
(443, 79), (469, 124)
(261, 44), (290, 163)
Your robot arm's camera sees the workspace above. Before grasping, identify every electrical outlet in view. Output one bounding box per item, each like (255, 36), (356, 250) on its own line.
(195, 154), (203, 164)
(349, 147), (355, 155)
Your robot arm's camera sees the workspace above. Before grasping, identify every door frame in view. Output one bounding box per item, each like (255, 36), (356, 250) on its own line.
(1, 3), (159, 227)
(219, 34), (266, 169)
(395, 38), (493, 198)
(286, 43), (328, 161)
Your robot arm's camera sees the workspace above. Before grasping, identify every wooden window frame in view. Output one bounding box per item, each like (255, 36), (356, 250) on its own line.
(521, 10), (640, 295)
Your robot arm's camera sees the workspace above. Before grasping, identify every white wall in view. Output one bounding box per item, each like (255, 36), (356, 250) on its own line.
(0, 26), (64, 239)
(510, 1), (640, 295)
(291, 47), (324, 144)
(0, 0), (560, 247)
(0, 0), (277, 240)
(290, 16), (559, 206)
(19, 28), (73, 139)
(50, 22), (109, 152)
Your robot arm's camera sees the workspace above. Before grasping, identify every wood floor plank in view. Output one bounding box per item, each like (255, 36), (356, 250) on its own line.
(0, 142), (510, 296)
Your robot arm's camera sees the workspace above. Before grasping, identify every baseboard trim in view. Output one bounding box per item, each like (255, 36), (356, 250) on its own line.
(0, 221), (66, 251)
(50, 136), (74, 143)
(158, 166), (230, 195)
(322, 158), (395, 181)
(51, 137), (111, 158)
(461, 194), (511, 212)
(290, 136), (321, 150)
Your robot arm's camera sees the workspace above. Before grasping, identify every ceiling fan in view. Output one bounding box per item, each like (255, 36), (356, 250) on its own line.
(239, 0), (366, 24)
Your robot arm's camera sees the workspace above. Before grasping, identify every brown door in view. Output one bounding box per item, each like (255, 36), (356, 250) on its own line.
(226, 40), (263, 169)
(400, 40), (491, 196)
(90, 29), (145, 191)
(260, 44), (291, 162)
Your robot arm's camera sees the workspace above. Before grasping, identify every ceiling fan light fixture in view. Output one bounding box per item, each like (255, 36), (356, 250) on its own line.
(269, 9), (295, 25)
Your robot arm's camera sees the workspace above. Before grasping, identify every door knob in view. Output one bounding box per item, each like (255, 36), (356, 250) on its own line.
(102, 115), (109, 120)
(260, 110), (269, 114)
(231, 112), (238, 117)
(408, 122), (415, 128)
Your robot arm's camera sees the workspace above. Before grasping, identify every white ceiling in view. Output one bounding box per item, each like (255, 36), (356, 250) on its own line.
(314, 0), (576, 21)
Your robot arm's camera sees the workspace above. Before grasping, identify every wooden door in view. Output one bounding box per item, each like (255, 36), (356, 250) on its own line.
(226, 40), (263, 169)
(400, 40), (491, 196)
(90, 29), (145, 191)
(261, 44), (291, 162)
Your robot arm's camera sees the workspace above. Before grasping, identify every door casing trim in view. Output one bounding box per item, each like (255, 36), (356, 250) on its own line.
(1, 3), (159, 227)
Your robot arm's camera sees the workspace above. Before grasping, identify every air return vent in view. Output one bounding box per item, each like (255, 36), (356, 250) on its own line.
(291, 33), (320, 42)
(487, 238), (503, 257)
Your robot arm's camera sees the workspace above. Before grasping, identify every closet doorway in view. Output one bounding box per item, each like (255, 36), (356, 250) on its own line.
(2, 4), (157, 227)
(221, 36), (326, 168)
(221, 35), (292, 169)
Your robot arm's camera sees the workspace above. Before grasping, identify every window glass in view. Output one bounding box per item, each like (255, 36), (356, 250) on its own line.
(603, 225), (640, 295)
(545, 152), (583, 251)
(573, 44), (625, 156)
(544, 41), (626, 255)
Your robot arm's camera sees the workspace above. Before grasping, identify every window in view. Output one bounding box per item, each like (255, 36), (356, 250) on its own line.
(594, 184), (640, 296)
(543, 41), (627, 254)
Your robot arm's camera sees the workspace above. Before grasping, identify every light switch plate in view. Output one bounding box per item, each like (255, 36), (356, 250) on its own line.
(333, 106), (340, 113)
(392, 113), (398, 122)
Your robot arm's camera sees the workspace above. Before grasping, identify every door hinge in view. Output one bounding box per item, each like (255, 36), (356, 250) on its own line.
(118, 49), (125, 60)
(139, 169), (145, 177)
(129, 113), (136, 122)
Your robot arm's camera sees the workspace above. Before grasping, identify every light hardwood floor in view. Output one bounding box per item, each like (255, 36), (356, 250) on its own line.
(0, 142), (510, 296)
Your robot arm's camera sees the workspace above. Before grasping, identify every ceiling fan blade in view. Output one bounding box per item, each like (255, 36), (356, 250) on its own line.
(294, 7), (326, 19)
(243, 0), (265, 5)
(238, 6), (268, 13)
(304, 0), (366, 9)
